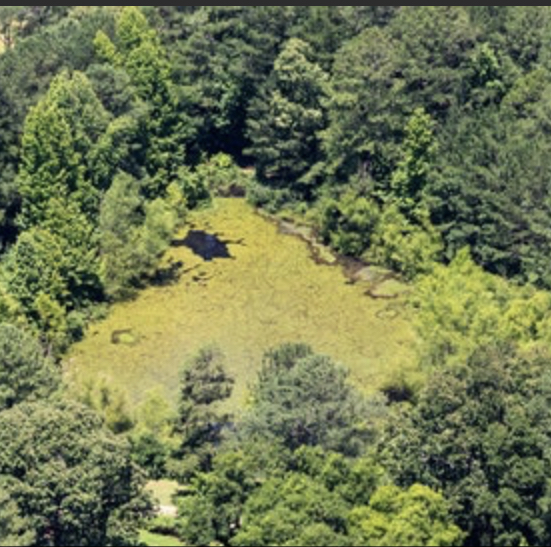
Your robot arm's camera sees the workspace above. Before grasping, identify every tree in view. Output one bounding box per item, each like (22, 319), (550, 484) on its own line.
(0, 323), (58, 411)
(98, 172), (144, 299)
(0, 482), (35, 547)
(427, 89), (551, 288)
(0, 7), (116, 226)
(380, 344), (551, 546)
(231, 473), (349, 547)
(242, 344), (382, 456)
(323, 27), (405, 185)
(366, 204), (443, 281)
(3, 218), (101, 351)
(247, 38), (328, 193)
(168, 6), (293, 160)
(391, 108), (437, 217)
(388, 6), (477, 116)
(171, 346), (234, 479)
(0, 400), (151, 546)
(175, 440), (291, 547)
(410, 248), (551, 368)
(17, 70), (109, 229)
(348, 484), (464, 547)
(95, 7), (186, 198)
(318, 190), (380, 257)
(99, 172), (180, 299)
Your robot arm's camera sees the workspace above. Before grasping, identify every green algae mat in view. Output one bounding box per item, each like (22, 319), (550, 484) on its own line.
(65, 199), (416, 412)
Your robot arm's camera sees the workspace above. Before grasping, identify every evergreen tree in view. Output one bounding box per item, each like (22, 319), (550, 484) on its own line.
(247, 38), (328, 194)
(0, 323), (59, 411)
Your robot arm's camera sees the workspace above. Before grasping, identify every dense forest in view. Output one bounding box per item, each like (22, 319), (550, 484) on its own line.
(3, 6), (551, 547)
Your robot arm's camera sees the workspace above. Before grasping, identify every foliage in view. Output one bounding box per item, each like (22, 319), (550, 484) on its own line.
(0, 400), (152, 546)
(348, 484), (464, 547)
(390, 108), (437, 217)
(366, 204), (443, 281)
(171, 346), (234, 480)
(175, 443), (287, 547)
(318, 191), (380, 257)
(380, 344), (551, 546)
(232, 473), (349, 547)
(17, 70), (109, 229)
(99, 172), (179, 299)
(0, 481), (35, 547)
(242, 343), (384, 456)
(2, 226), (98, 352)
(411, 248), (551, 368)
(0, 323), (59, 410)
(247, 38), (328, 192)
(194, 153), (251, 198)
(94, 7), (187, 198)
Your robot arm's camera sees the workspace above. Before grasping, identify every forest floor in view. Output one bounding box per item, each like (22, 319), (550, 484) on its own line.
(65, 198), (417, 415)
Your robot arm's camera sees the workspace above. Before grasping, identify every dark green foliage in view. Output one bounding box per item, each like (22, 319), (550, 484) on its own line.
(2, 225), (100, 352)
(0, 400), (152, 546)
(380, 344), (551, 546)
(176, 447), (272, 546)
(427, 100), (551, 287)
(0, 481), (34, 547)
(388, 7), (477, 114)
(242, 344), (383, 455)
(323, 27), (405, 184)
(318, 191), (380, 257)
(247, 38), (328, 192)
(0, 8), (117, 239)
(17, 70), (109, 229)
(94, 7), (187, 199)
(169, 6), (293, 160)
(171, 346), (234, 479)
(0, 323), (58, 410)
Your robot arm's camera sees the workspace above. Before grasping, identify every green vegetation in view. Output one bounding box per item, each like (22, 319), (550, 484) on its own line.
(0, 399), (151, 546)
(4, 6), (551, 547)
(66, 199), (416, 410)
(139, 531), (182, 547)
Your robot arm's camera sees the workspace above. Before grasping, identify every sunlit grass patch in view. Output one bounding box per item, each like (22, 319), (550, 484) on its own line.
(147, 480), (179, 507)
(139, 530), (182, 547)
(65, 199), (416, 415)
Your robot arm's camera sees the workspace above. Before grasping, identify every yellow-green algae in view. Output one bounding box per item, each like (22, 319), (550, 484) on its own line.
(65, 199), (416, 412)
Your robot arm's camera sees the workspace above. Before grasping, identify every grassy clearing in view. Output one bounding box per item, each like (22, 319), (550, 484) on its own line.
(147, 480), (179, 507)
(139, 530), (182, 547)
(65, 199), (416, 414)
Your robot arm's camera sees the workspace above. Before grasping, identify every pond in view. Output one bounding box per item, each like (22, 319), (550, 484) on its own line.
(65, 199), (416, 413)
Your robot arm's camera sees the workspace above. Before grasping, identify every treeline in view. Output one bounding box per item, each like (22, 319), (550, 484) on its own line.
(2, 6), (551, 547)
(3, 7), (551, 346)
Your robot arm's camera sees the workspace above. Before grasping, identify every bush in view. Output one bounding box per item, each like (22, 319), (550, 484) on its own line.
(318, 191), (380, 257)
(247, 179), (297, 213)
(366, 205), (443, 280)
(196, 153), (251, 197)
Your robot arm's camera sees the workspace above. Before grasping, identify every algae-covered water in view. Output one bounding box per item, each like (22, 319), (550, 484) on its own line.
(65, 199), (416, 412)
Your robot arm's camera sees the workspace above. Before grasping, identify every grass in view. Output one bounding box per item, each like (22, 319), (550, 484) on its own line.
(65, 198), (417, 415)
(139, 530), (183, 547)
(147, 480), (179, 507)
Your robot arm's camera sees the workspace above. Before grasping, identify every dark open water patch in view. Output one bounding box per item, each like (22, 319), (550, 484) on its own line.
(173, 231), (232, 261)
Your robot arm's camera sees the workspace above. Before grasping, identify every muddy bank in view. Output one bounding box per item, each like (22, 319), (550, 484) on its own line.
(257, 209), (408, 300)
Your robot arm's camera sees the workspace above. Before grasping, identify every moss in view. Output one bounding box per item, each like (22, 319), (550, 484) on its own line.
(65, 199), (417, 414)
